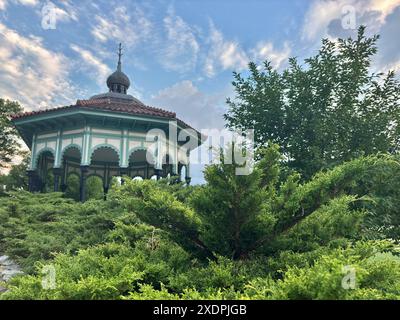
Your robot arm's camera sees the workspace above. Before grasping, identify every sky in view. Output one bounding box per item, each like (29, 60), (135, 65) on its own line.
(0, 0), (399, 183)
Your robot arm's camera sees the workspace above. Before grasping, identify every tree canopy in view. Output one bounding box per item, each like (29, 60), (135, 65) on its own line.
(0, 99), (23, 168)
(225, 26), (400, 178)
(2, 148), (400, 300)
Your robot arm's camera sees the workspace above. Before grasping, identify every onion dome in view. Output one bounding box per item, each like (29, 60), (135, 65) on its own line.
(106, 43), (130, 94)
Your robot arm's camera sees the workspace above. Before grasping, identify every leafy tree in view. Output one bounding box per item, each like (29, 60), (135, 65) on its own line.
(0, 99), (23, 168)
(225, 26), (400, 178)
(241, 241), (400, 300)
(114, 144), (400, 261)
(65, 174), (80, 201)
(189, 145), (276, 260)
(0, 151), (30, 193)
(111, 179), (214, 260)
(86, 176), (104, 200)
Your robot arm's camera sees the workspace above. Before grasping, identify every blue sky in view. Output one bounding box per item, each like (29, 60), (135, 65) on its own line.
(1, 0), (399, 183)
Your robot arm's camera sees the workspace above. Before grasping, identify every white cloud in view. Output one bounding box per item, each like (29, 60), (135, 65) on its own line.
(70, 44), (111, 86)
(0, 0), (77, 23)
(0, 23), (75, 110)
(149, 80), (234, 185)
(15, 0), (38, 6)
(204, 21), (249, 77)
(0, 0), (40, 10)
(302, 0), (344, 42)
(302, 0), (400, 42)
(149, 80), (227, 130)
(250, 41), (291, 69)
(383, 60), (400, 73)
(91, 5), (152, 48)
(369, 0), (400, 23)
(301, 0), (400, 77)
(160, 7), (199, 73)
(0, 0), (7, 10)
(51, 2), (78, 23)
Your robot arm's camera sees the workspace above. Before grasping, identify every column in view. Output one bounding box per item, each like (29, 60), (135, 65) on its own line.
(103, 164), (109, 201)
(27, 170), (37, 192)
(177, 164), (183, 183)
(60, 161), (67, 192)
(119, 168), (128, 185)
(168, 120), (178, 176)
(53, 168), (62, 192)
(154, 168), (162, 180)
(81, 125), (91, 166)
(29, 134), (37, 170)
(103, 185), (109, 201)
(185, 161), (191, 185)
(79, 166), (89, 202)
(120, 130), (129, 168)
(54, 129), (63, 168)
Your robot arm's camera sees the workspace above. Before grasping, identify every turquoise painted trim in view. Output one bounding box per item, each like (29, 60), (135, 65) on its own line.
(125, 137), (129, 163)
(120, 131), (123, 162)
(81, 125), (90, 165)
(123, 130), (129, 167)
(129, 136), (146, 141)
(13, 109), (172, 126)
(90, 132), (126, 139)
(14, 110), (201, 145)
(60, 133), (84, 140)
(87, 133), (147, 144)
(54, 130), (63, 168)
(29, 134), (37, 170)
(36, 137), (58, 143)
(33, 147), (56, 170)
(89, 144), (121, 166)
(86, 127), (92, 165)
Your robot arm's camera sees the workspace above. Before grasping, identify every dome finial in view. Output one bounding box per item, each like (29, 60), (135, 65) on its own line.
(106, 43), (130, 94)
(117, 43), (123, 72)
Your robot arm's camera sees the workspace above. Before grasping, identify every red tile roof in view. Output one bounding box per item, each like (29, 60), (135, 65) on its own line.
(11, 98), (177, 120)
(11, 97), (205, 141)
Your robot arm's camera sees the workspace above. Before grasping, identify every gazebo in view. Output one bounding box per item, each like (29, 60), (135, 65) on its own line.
(12, 45), (203, 201)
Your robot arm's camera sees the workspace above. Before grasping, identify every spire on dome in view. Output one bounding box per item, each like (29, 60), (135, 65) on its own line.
(117, 43), (122, 72)
(106, 43), (130, 94)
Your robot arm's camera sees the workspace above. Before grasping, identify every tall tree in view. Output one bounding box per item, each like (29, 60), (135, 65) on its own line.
(115, 144), (400, 261)
(0, 99), (23, 168)
(225, 26), (400, 178)
(0, 150), (30, 192)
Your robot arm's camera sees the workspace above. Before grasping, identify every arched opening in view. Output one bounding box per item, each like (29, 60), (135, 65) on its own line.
(90, 146), (120, 166)
(162, 154), (174, 178)
(128, 149), (155, 179)
(90, 146), (120, 199)
(61, 146), (82, 194)
(36, 150), (55, 192)
(62, 146), (81, 164)
(65, 172), (80, 201)
(86, 175), (104, 200)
